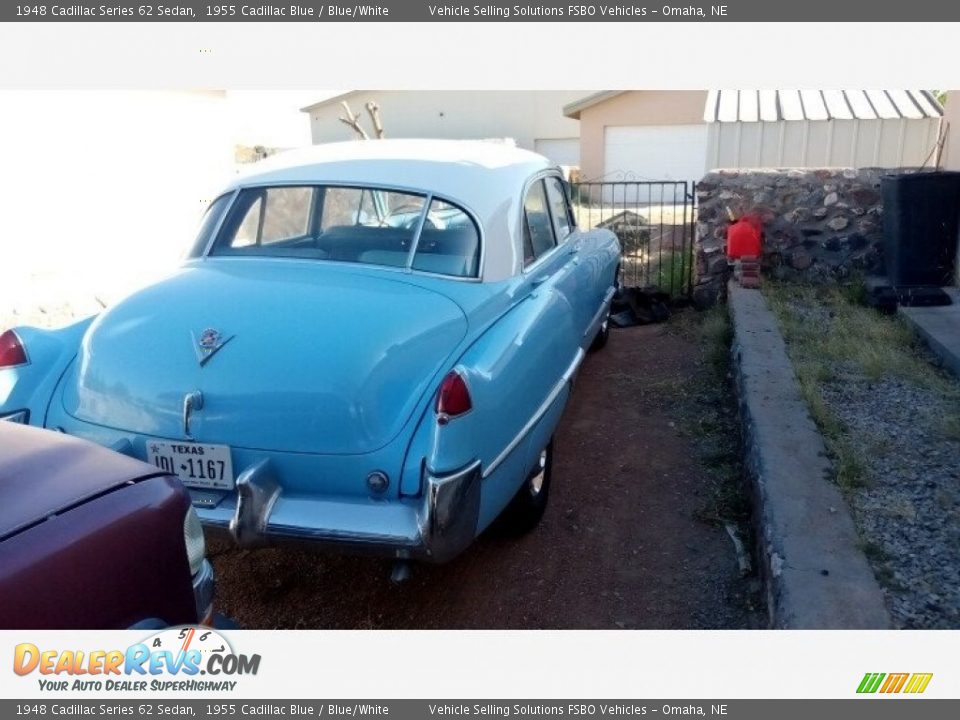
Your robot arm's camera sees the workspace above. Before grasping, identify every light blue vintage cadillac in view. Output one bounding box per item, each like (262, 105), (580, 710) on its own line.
(0, 140), (620, 569)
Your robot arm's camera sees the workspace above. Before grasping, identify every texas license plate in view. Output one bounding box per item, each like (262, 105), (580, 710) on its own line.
(147, 441), (235, 491)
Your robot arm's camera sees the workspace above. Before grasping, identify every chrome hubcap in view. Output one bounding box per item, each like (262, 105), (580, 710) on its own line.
(529, 448), (548, 496)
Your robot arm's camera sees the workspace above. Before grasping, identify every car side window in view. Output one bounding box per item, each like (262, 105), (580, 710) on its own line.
(412, 199), (480, 278)
(523, 180), (556, 265)
(545, 176), (573, 242)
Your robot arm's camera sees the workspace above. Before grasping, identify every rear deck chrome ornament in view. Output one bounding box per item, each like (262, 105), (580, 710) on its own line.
(192, 327), (235, 366)
(182, 390), (204, 439)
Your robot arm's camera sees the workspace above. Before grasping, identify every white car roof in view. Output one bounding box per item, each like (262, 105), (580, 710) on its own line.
(223, 140), (555, 281)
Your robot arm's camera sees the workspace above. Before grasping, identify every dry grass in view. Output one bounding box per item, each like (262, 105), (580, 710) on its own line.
(764, 282), (959, 490)
(765, 283), (955, 393)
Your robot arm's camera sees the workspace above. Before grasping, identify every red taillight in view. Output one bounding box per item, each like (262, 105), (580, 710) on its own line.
(0, 330), (27, 368)
(436, 371), (472, 421)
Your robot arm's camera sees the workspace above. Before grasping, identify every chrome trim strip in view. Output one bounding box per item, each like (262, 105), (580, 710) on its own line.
(584, 286), (617, 339)
(518, 168), (575, 277)
(200, 254), (484, 284)
(198, 189), (240, 259)
(404, 192), (433, 269)
(482, 348), (585, 479)
(264, 523), (418, 547)
(191, 559), (215, 623)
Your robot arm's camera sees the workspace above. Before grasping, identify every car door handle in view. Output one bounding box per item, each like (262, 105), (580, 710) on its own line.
(531, 275), (549, 287)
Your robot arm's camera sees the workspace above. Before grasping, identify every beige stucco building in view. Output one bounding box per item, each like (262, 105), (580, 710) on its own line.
(563, 91), (709, 181)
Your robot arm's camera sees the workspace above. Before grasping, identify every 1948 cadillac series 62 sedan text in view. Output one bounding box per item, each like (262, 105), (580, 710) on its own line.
(1, 140), (620, 567)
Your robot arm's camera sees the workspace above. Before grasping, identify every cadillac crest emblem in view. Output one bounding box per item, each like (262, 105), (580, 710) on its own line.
(192, 327), (235, 366)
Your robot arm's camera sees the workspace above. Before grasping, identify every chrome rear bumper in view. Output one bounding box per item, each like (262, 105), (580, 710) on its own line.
(195, 459), (481, 564)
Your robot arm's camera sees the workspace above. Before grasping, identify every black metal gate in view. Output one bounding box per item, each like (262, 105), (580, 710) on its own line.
(570, 180), (697, 299)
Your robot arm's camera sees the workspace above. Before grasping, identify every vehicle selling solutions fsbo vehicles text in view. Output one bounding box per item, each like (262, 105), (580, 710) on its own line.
(425, 5), (727, 17)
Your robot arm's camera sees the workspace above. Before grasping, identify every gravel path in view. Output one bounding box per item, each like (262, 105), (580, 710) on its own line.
(768, 287), (960, 629)
(820, 373), (960, 628)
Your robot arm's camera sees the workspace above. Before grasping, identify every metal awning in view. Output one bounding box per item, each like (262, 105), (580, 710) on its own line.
(704, 89), (943, 122)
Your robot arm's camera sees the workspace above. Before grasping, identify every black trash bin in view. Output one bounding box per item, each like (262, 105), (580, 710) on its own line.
(881, 171), (960, 286)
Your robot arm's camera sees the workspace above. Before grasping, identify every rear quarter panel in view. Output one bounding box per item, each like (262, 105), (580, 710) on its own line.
(0, 318), (94, 426)
(421, 279), (579, 531)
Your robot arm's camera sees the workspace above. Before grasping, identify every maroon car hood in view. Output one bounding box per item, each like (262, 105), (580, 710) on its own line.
(0, 423), (163, 539)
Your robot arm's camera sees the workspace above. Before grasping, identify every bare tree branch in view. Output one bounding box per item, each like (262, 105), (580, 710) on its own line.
(338, 101), (369, 140)
(366, 101), (386, 139)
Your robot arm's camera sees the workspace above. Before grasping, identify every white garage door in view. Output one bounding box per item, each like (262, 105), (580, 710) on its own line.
(603, 125), (708, 182)
(534, 137), (580, 167)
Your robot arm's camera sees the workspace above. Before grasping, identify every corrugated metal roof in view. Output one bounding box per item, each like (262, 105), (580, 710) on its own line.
(704, 89), (943, 122)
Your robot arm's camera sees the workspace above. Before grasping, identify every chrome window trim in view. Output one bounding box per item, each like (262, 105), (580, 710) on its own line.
(543, 175), (574, 243)
(482, 347), (585, 480)
(198, 189), (241, 260)
(518, 168), (573, 277)
(404, 192), (434, 270)
(206, 180), (485, 280)
(198, 253), (485, 285)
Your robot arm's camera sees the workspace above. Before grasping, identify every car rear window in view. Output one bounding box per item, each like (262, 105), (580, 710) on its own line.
(208, 185), (481, 278)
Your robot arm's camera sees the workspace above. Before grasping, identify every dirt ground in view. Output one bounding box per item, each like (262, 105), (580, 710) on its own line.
(209, 318), (763, 629)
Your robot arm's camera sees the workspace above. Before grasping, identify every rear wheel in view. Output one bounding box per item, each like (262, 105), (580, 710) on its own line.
(497, 439), (554, 535)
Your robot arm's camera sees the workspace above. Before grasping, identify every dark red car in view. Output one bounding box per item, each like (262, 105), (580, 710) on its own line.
(0, 421), (214, 629)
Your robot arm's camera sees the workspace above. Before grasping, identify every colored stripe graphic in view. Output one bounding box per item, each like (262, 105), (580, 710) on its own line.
(904, 673), (933, 694)
(857, 672), (933, 694)
(880, 673), (909, 693)
(857, 673), (885, 694)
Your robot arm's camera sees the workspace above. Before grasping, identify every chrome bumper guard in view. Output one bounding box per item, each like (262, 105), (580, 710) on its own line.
(192, 559), (215, 623)
(209, 458), (482, 563)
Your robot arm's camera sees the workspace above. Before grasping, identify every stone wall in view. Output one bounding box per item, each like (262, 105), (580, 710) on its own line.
(694, 168), (889, 306)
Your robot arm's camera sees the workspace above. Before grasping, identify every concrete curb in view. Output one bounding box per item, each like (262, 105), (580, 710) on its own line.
(899, 287), (960, 380)
(728, 281), (890, 629)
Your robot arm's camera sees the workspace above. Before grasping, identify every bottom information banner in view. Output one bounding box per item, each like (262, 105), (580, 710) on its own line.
(3, 700), (960, 720)
(2, 630), (957, 705)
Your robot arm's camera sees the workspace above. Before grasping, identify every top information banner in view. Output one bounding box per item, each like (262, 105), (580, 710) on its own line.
(4, 0), (960, 22)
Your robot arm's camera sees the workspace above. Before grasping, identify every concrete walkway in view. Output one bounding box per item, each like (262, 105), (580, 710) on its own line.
(728, 282), (890, 628)
(899, 287), (960, 379)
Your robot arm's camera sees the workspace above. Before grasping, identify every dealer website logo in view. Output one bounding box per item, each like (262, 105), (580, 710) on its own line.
(13, 627), (260, 692)
(856, 672), (933, 695)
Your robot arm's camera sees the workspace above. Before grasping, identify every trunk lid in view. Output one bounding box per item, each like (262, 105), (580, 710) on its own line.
(62, 260), (467, 454)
